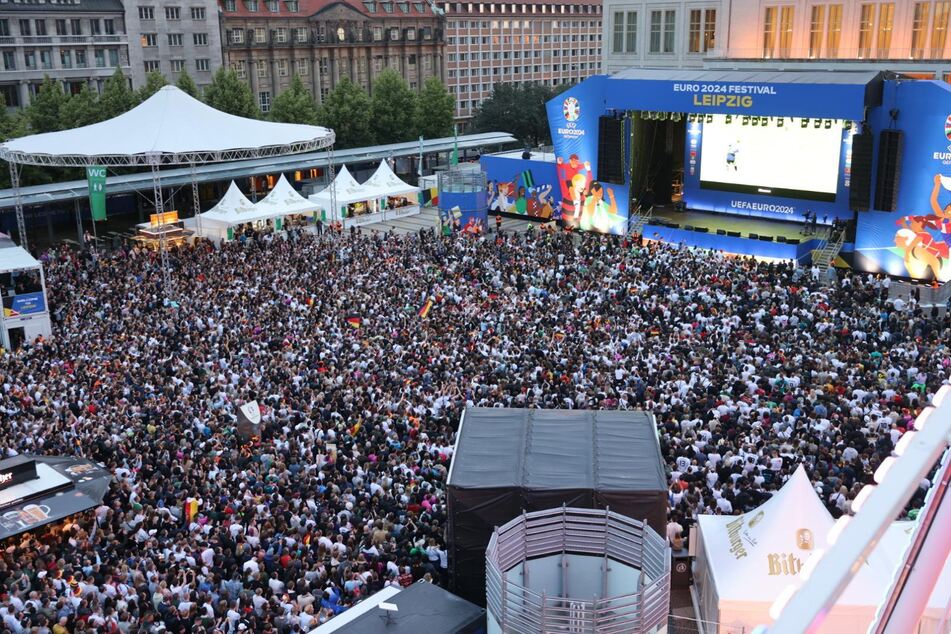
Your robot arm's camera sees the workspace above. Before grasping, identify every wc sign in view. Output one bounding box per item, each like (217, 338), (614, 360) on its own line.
(86, 166), (107, 221)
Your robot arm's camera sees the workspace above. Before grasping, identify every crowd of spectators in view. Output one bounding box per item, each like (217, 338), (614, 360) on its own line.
(0, 226), (948, 633)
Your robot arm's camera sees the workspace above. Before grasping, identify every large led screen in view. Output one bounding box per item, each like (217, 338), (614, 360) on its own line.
(699, 115), (843, 202)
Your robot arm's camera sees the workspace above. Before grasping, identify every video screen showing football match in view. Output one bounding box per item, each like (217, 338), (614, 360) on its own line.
(699, 114), (843, 202)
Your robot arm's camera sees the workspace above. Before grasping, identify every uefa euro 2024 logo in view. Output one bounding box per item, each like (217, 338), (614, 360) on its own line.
(563, 97), (580, 122)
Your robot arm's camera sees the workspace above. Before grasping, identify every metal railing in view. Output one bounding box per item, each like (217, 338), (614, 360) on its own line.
(668, 614), (746, 634)
(486, 506), (671, 634)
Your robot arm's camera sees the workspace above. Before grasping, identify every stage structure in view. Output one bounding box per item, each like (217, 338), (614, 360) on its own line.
(482, 69), (951, 283)
(0, 86), (334, 298)
(486, 506), (670, 634)
(446, 408), (667, 605)
(0, 241), (51, 350)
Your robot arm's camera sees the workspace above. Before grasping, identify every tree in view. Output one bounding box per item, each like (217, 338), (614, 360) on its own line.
(270, 75), (319, 125)
(369, 69), (418, 145)
(416, 77), (454, 140)
(471, 82), (559, 147)
(27, 75), (68, 133)
(316, 77), (373, 149)
(176, 71), (199, 98)
(204, 67), (259, 119)
(137, 71), (168, 102)
(99, 68), (137, 120)
(60, 84), (101, 129)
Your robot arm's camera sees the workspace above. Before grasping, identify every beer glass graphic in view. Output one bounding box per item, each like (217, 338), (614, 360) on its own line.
(20, 504), (51, 525)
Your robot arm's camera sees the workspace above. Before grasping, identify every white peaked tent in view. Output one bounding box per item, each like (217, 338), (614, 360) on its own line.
(253, 174), (319, 217)
(695, 466), (895, 633)
(186, 181), (271, 242)
(361, 160), (420, 199)
(308, 165), (369, 219)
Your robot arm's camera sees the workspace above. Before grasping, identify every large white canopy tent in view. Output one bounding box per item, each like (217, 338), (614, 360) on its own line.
(694, 466), (897, 633)
(0, 85), (334, 297)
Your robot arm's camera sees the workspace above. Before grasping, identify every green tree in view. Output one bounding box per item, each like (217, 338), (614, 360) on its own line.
(204, 67), (259, 118)
(316, 77), (373, 149)
(369, 69), (418, 144)
(471, 82), (559, 147)
(176, 70), (200, 98)
(28, 75), (68, 133)
(269, 75), (319, 125)
(137, 71), (168, 102)
(415, 77), (454, 140)
(60, 84), (101, 129)
(99, 68), (137, 119)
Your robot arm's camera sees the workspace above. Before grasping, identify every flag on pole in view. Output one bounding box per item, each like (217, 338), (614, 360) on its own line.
(418, 135), (424, 177)
(345, 315), (363, 329)
(418, 298), (434, 319)
(86, 166), (107, 221)
(185, 498), (199, 523)
(450, 124), (459, 166)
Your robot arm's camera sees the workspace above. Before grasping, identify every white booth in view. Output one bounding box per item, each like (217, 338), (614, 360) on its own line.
(360, 160), (421, 223)
(188, 182), (267, 243)
(253, 174), (320, 228)
(309, 162), (420, 229)
(0, 245), (52, 351)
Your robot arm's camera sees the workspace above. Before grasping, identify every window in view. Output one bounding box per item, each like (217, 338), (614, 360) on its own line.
(373, 26), (383, 40)
(168, 33), (184, 46)
(778, 6), (793, 57)
(145, 60), (160, 72)
(858, 3), (874, 58)
(763, 6), (777, 58)
(245, 0), (258, 9)
(89, 18), (101, 34)
(108, 48), (118, 66)
(24, 50), (36, 69)
(2, 51), (14, 70)
(104, 19), (115, 35)
(139, 6), (155, 20)
(40, 50), (52, 69)
(256, 59), (267, 77)
(165, 6), (181, 20)
(663, 9), (675, 53)
(277, 58), (288, 76)
(826, 4), (842, 57)
(71, 19), (81, 35)
(95, 49), (105, 67)
(259, 91), (271, 112)
(229, 29), (244, 43)
(35, 20), (47, 36)
(286, 0), (299, 10)
(0, 20), (8, 37)
(612, 12), (623, 52)
(876, 2), (893, 57)
(171, 59), (185, 72)
(809, 5), (824, 57)
(75, 50), (86, 67)
(649, 10), (661, 52)
(191, 7), (206, 19)
(193, 33), (207, 46)
(196, 58), (210, 71)
(255, 27), (266, 43)
(19, 19), (31, 36)
(934, 2), (951, 58)
(233, 60), (247, 78)
(142, 33), (157, 46)
(912, 3), (929, 59)
(704, 9), (716, 51)
(296, 58), (308, 75)
(688, 9), (702, 53)
(56, 19), (67, 35)
(295, 27), (307, 42)
(224, 0), (236, 10)
(275, 27), (287, 42)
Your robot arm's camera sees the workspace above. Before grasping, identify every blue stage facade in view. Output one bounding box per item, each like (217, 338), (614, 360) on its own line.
(481, 69), (951, 282)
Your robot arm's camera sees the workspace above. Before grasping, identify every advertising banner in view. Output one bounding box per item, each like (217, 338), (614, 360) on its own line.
(2, 292), (46, 318)
(86, 166), (107, 221)
(440, 190), (488, 234)
(854, 80), (951, 282)
(481, 155), (560, 222)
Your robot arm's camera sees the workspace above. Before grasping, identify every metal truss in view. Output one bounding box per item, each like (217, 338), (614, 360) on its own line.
(149, 161), (174, 302)
(7, 162), (27, 250)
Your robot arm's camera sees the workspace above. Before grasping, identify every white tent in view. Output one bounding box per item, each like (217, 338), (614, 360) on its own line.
(695, 466), (896, 633)
(308, 165), (370, 210)
(361, 160), (420, 199)
(253, 174), (319, 217)
(0, 85), (334, 166)
(186, 182), (277, 242)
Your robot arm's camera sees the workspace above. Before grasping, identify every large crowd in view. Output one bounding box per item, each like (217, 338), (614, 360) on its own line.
(0, 225), (948, 634)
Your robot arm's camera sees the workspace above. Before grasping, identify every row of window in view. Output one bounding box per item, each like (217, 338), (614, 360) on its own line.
(0, 17), (118, 37)
(143, 59), (211, 73)
(448, 62), (595, 82)
(221, 0), (301, 12)
(2, 48), (120, 71)
(231, 54), (432, 79)
(448, 19), (599, 29)
(226, 25), (434, 44)
(449, 34), (600, 45)
(611, 8), (683, 55)
(447, 48), (597, 61)
(141, 32), (209, 47)
(441, 3), (599, 15)
(137, 6), (206, 21)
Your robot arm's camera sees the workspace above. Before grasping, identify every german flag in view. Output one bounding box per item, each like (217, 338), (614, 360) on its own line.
(345, 315), (363, 329)
(349, 420), (362, 435)
(553, 332), (566, 343)
(418, 299), (434, 319)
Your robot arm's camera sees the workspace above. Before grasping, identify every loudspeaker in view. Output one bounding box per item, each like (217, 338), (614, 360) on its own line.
(716, 229), (726, 236)
(597, 116), (625, 185)
(849, 131), (873, 212)
(776, 235), (787, 243)
(684, 225), (694, 231)
(695, 227), (709, 233)
(788, 238), (800, 245)
(759, 235), (773, 242)
(727, 231), (741, 238)
(748, 233), (759, 240)
(874, 129), (903, 212)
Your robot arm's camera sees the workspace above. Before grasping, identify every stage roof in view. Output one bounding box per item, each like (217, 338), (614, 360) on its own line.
(0, 245), (41, 274)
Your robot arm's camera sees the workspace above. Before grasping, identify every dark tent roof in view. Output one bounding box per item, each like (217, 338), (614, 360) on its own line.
(328, 583), (484, 634)
(447, 408), (666, 492)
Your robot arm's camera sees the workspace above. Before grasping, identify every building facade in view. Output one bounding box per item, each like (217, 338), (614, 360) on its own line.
(442, 0), (603, 123)
(124, 0), (224, 91)
(0, 0), (131, 109)
(603, 0), (951, 80)
(219, 0), (445, 114)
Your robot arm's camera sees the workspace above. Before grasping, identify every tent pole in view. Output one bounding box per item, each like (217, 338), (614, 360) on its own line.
(9, 162), (27, 250)
(191, 163), (202, 238)
(150, 161), (173, 301)
(328, 144), (337, 236)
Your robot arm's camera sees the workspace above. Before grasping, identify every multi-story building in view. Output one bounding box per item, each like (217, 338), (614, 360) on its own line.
(442, 0), (603, 124)
(124, 0), (224, 91)
(219, 0), (445, 114)
(603, 0), (951, 80)
(0, 0), (131, 109)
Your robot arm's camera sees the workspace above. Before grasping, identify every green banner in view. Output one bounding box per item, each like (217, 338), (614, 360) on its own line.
(86, 166), (107, 221)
